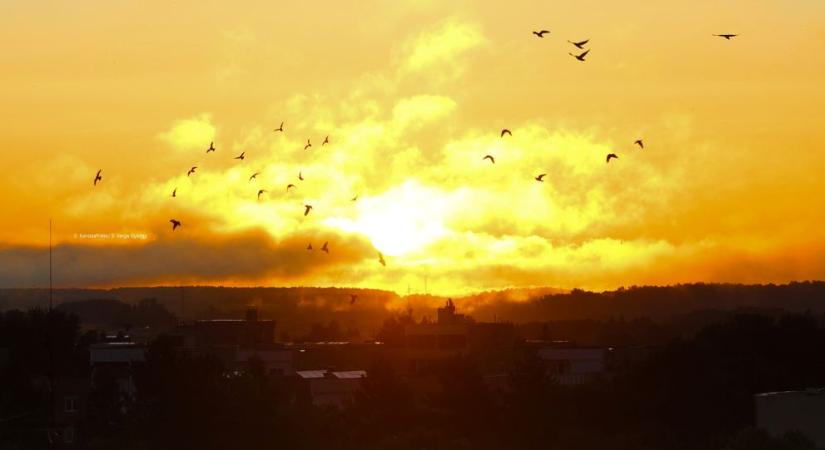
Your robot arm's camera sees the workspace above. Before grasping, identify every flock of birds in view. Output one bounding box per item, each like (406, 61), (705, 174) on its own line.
(89, 29), (740, 289)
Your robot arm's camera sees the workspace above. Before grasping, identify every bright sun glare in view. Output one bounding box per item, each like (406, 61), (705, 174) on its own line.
(326, 181), (450, 256)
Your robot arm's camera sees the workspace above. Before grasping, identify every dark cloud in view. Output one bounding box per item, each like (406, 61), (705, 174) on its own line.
(0, 228), (374, 288)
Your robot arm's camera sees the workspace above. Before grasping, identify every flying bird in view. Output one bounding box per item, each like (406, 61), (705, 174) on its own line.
(568, 39), (589, 49)
(257, 189), (266, 200)
(93, 170), (102, 186)
(304, 204), (313, 216)
(274, 122), (284, 132)
(170, 219), (181, 231)
(606, 153), (618, 163)
(322, 135), (329, 146)
(187, 166), (197, 176)
(501, 128), (512, 137)
(350, 294), (357, 305)
(535, 173), (546, 182)
(307, 243), (313, 250)
(483, 155), (495, 164)
(304, 139), (312, 150)
(249, 172), (259, 181)
(206, 142), (215, 153)
(351, 195), (358, 202)
(172, 188), (177, 197)
(287, 184), (296, 191)
(234, 152), (245, 160)
(321, 241), (329, 253)
(378, 252), (386, 267)
(713, 34), (738, 40)
(570, 49), (590, 61)
(298, 171), (304, 181)
(634, 139), (644, 149)
(532, 30), (550, 38)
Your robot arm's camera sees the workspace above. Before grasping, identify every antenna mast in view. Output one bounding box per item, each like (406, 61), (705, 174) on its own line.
(49, 219), (53, 311)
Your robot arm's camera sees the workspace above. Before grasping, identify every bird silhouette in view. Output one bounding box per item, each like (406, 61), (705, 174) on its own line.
(170, 219), (181, 231)
(93, 170), (102, 186)
(483, 155), (496, 164)
(321, 241), (329, 253)
(298, 171), (304, 181)
(234, 152), (245, 160)
(187, 166), (197, 176)
(287, 184), (296, 191)
(304, 139), (312, 150)
(257, 189), (266, 200)
(378, 252), (386, 267)
(172, 188), (177, 197)
(206, 142), (215, 153)
(535, 173), (546, 182)
(322, 135), (329, 146)
(249, 172), (259, 181)
(568, 39), (589, 49)
(570, 49), (590, 61)
(501, 128), (512, 137)
(274, 122), (284, 132)
(532, 30), (550, 38)
(351, 195), (358, 202)
(634, 139), (644, 149)
(304, 204), (313, 216)
(307, 243), (313, 250)
(713, 34), (738, 40)
(606, 153), (618, 163)
(350, 294), (357, 305)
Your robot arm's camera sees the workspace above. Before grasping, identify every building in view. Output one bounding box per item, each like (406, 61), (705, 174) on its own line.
(173, 307), (293, 377)
(756, 389), (825, 446)
(182, 307), (275, 349)
(402, 299), (517, 375)
(236, 348), (294, 376)
(533, 343), (609, 385)
(404, 299), (470, 374)
(295, 369), (367, 408)
(52, 377), (90, 447)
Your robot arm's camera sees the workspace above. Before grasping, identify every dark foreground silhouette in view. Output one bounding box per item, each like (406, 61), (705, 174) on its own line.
(1, 301), (823, 449)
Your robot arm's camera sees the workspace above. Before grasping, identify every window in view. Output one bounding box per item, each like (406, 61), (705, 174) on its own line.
(64, 396), (79, 413)
(63, 426), (75, 443)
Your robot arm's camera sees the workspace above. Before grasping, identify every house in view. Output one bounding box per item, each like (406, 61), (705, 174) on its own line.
(756, 389), (825, 446)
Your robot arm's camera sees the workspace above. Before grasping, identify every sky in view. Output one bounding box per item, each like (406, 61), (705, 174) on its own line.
(1, 0), (825, 295)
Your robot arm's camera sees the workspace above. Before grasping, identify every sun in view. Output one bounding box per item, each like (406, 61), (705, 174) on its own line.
(325, 181), (451, 257)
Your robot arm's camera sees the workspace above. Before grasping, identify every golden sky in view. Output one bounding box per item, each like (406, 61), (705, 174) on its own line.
(1, 0), (825, 295)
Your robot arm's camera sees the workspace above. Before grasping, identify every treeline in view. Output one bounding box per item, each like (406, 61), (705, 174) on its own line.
(473, 281), (825, 322)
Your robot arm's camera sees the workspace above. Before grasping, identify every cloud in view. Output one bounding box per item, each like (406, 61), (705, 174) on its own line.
(402, 20), (484, 73)
(158, 114), (216, 151)
(0, 228), (374, 288)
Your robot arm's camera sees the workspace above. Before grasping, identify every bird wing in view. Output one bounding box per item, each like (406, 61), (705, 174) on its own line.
(580, 49), (590, 58)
